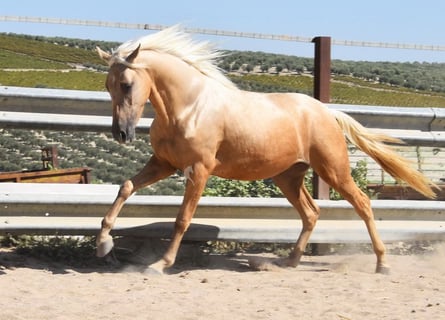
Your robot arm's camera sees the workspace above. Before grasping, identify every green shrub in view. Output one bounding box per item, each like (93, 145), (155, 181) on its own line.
(203, 160), (370, 200)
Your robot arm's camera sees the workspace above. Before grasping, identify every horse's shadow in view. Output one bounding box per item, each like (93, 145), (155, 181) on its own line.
(0, 221), (332, 275)
(93, 236), (333, 275)
(0, 246), (116, 275)
(109, 222), (331, 274)
(0, 237), (333, 276)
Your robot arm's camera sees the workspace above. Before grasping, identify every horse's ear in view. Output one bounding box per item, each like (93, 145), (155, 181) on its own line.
(126, 44), (141, 63)
(96, 47), (111, 62)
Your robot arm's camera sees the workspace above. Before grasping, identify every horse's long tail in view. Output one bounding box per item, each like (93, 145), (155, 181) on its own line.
(330, 109), (437, 199)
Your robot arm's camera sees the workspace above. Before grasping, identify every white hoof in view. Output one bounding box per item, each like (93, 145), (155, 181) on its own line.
(96, 235), (114, 257)
(146, 260), (167, 275)
(144, 266), (164, 276)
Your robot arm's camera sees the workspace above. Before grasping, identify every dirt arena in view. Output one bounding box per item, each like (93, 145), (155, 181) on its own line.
(1, 241), (444, 320)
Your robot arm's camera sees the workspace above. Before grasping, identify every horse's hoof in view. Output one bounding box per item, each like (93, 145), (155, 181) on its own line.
(273, 257), (297, 268)
(143, 266), (164, 276)
(248, 256), (287, 271)
(145, 260), (167, 275)
(96, 236), (114, 258)
(375, 264), (391, 275)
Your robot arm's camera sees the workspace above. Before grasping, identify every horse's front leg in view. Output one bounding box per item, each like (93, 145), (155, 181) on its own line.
(96, 156), (175, 257)
(147, 162), (209, 274)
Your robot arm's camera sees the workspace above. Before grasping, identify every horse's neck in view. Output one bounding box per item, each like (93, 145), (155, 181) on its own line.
(146, 52), (207, 124)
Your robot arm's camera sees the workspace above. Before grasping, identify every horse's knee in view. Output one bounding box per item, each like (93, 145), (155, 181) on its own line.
(101, 217), (112, 229)
(118, 180), (134, 199)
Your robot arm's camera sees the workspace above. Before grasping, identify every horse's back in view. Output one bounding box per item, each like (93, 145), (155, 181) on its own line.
(269, 91), (348, 149)
(263, 91), (351, 163)
(213, 91), (346, 180)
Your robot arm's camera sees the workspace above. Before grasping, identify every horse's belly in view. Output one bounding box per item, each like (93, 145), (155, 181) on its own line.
(213, 153), (303, 180)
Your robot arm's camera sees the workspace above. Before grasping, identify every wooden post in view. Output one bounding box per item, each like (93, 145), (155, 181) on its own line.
(41, 145), (59, 169)
(312, 36), (331, 200)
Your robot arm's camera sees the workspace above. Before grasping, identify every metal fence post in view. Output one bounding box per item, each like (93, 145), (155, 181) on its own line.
(312, 36), (331, 200)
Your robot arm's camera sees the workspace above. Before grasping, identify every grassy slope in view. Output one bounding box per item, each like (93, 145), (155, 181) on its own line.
(1, 33), (445, 107)
(233, 74), (445, 107)
(0, 34), (104, 66)
(0, 70), (107, 91)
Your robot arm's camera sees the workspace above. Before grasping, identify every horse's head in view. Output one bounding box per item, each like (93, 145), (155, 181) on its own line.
(97, 45), (150, 143)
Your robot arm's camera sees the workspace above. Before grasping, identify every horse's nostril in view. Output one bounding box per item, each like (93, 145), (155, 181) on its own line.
(119, 130), (127, 142)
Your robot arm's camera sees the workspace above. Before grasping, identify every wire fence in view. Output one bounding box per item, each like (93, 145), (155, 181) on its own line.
(1, 15), (444, 52)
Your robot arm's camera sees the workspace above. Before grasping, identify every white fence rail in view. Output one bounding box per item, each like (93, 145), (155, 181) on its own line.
(1, 86), (445, 146)
(0, 86), (444, 242)
(1, 183), (444, 243)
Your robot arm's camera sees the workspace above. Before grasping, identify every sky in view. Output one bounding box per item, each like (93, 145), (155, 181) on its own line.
(1, 0), (444, 62)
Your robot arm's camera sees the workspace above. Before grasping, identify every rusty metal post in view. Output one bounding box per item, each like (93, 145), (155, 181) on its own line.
(312, 36), (331, 200)
(313, 37), (331, 103)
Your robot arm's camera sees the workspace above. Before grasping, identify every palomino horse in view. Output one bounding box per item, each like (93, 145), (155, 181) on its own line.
(96, 26), (435, 274)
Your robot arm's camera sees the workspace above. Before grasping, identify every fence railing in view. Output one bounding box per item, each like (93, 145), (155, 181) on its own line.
(1, 86), (444, 146)
(1, 183), (444, 242)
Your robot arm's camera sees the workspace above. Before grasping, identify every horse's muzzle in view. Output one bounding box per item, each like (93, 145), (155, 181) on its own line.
(113, 127), (135, 144)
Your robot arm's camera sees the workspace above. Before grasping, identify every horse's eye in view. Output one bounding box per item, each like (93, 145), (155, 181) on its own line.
(120, 82), (131, 93)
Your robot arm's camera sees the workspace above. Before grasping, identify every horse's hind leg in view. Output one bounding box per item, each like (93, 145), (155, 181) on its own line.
(314, 161), (389, 274)
(340, 182), (389, 273)
(272, 163), (320, 267)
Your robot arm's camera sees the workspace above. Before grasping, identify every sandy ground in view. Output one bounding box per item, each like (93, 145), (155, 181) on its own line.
(0, 242), (444, 320)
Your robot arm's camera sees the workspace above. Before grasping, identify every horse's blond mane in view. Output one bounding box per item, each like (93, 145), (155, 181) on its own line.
(110, 25), (236, 89)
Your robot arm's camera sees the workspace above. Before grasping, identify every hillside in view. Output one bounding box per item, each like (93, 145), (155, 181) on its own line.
(0, 33), (444, 195)
(2, 33), (445, 99)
